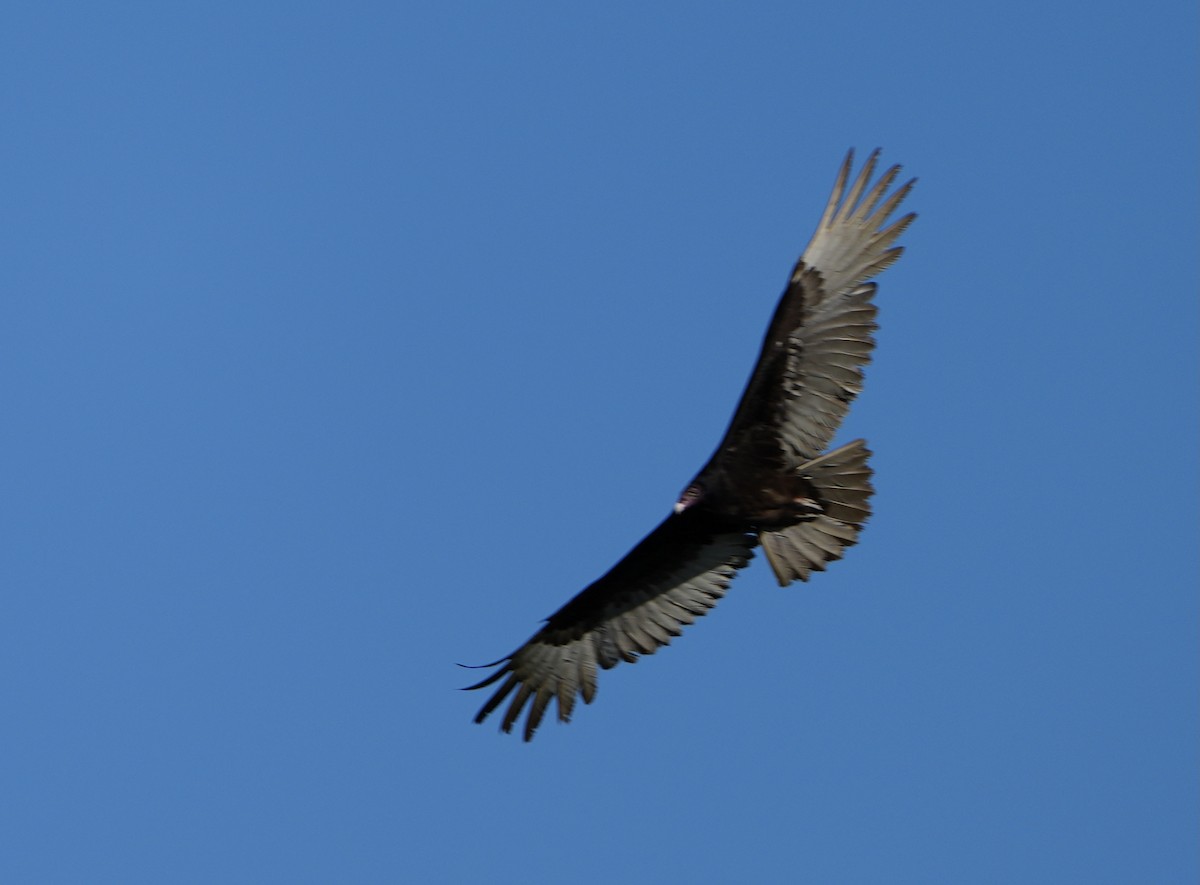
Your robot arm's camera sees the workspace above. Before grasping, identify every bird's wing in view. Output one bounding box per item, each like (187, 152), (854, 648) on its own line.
(465, 513), (756, 740)
(712, 150), (915, 467)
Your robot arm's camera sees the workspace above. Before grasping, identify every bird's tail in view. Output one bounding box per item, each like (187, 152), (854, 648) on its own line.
(760, 439), (874, 586)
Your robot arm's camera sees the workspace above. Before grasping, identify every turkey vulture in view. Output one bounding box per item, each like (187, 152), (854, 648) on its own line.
(466, 150), (915, 740)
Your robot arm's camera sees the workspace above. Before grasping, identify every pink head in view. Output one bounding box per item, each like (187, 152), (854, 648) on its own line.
(674, 482), (704, 514)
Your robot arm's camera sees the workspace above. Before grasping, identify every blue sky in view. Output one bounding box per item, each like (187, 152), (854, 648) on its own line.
(2, 2), (1196, 883)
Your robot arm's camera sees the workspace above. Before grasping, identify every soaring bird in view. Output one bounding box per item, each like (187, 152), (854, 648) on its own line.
(466, 150), (915, 740)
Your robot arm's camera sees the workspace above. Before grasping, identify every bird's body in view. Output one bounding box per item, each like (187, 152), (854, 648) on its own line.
(466, 150), (915, 740)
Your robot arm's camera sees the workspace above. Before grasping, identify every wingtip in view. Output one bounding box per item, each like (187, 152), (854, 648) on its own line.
(460, 658), (513, 692)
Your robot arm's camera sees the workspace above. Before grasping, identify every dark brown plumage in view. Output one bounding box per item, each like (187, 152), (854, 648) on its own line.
(465, 150), (915, 740)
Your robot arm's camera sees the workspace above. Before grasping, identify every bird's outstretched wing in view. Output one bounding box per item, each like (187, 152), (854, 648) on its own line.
(465, 513), (756, 741)
(710, 149), (915, 469)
